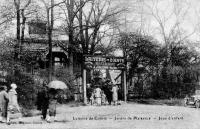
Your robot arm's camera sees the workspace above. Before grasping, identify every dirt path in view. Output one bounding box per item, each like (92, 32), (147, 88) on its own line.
(0, 103), (200, 129)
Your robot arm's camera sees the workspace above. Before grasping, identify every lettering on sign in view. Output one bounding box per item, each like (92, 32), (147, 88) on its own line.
(84, 56), (125, 70)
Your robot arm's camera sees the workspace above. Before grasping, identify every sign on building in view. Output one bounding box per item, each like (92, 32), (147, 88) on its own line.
(84, 55), (126, 70)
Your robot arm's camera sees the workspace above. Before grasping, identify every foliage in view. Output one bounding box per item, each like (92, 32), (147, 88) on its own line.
(60, 0), (125, 55)
(119, 32), (200, 99)
(151, 43), (199, 98)
(38, 67), (76, 101)
(54, 67), (75, 91)
(6, 67), (39, 109)
(118, 32), (160, 86)
(1, 0), (200, 102)
(152, 68), (196, 99)
(39, 67), (75, 85)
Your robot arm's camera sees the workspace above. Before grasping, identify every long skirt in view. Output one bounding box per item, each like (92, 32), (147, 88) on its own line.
(96, 97), (101, 105)
(113, 93), (118, 102)
(0, 103), (8, 118)
(7, 104), (22, 119)
(49, 100), (57, 117)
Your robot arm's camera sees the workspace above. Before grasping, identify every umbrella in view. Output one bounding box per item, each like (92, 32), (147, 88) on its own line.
(48, 80), (68, 90)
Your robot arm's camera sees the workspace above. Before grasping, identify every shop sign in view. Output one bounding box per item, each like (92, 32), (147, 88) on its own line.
(84, 55), (126, 70)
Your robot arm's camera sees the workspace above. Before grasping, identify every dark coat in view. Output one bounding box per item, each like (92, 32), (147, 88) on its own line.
(0, 90), (9, 117)
(36, 88), (49, 110)
(102, 86), (112, 104)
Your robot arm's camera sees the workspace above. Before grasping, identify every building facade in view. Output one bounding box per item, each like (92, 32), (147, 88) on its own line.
(21, 20), (81, 76)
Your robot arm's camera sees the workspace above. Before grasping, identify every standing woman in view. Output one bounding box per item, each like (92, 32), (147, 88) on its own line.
(112, 85), (119, 106)
(0, 86), (9, 123)
(94, 85), (102, 106)
(47, 88), (57, 122)
(8, 83), (21, 122)
(8, 83), (20, 112)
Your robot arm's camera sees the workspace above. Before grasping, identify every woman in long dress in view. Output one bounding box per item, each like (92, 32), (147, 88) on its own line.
(46, 88), (57, 123)
(112, 85), (118, 105)
(8, 83), (21, 122)
(94, 86), (102, 106)
(8, 84), (20, 112)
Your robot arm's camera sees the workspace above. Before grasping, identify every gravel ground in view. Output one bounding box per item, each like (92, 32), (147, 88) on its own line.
(0, 102), (200, 129)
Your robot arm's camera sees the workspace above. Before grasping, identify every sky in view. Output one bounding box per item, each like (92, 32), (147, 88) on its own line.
(115, 0), (200, 43)
(1, 0), (200, 46)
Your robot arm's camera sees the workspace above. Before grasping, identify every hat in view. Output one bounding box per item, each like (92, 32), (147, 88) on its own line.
(11, 83), (17, 89)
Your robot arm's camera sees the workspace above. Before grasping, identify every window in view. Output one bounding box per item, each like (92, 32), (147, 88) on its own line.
(28, 22), (47, 34)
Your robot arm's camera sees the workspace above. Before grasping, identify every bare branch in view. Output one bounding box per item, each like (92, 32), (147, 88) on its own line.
(48, 0), (67, 10)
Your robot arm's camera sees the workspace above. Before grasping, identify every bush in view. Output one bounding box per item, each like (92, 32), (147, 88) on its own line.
(38, 67), (76, 103)
(54, 67), (76, 102)
(150, 77), (196, 99)
(6, 69), (40, 109)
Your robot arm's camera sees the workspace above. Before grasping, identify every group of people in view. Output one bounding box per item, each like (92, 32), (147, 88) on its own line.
(0, 81), (120, 124)
(36, 82), (58, 123)
(0, 83), (20, 124)
(89, 84), (119, 106)
(0, 82), (58, 124)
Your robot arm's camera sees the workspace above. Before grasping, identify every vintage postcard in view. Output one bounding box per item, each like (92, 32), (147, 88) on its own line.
(0, 0), (199, 129)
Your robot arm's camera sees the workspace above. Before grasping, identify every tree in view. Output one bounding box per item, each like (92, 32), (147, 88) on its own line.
(133, 0), (200, 98)
(144, 0), (195, 65)
(59, 0), (81, 74)
(13, 0), (31, 59)
(76, 0), (124, 55)
(40, 0), (54, 81)
(0, 1), (15, 36)
(58, 0), (124, 73)
(117, 32), (160, 97)
(40, 0), (67, 81)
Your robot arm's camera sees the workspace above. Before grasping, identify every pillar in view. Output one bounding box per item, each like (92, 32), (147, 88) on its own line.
(123, 70), (127, 102)
(83, 68), (87, 104)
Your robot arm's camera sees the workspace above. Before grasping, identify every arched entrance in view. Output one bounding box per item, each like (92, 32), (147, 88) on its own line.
(83, 55), (127, 104)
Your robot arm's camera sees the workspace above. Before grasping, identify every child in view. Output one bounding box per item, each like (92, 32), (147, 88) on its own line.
(90, 92), (95, 105)
(101, 91), (107, 105)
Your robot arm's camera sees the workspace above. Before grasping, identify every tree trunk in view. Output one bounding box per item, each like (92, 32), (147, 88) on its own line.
(90, 27), (99, 55)
(48, 0), (54, 82)
(21, 9), (26, 53)
(15, 5), (20, 60)
(68, 0), (75, 75)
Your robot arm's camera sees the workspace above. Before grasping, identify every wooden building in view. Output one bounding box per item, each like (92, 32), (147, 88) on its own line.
(21, 20), (82, 76)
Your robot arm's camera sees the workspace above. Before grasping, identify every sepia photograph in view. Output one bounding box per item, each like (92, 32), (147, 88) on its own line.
(0, 0), (200, 129)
